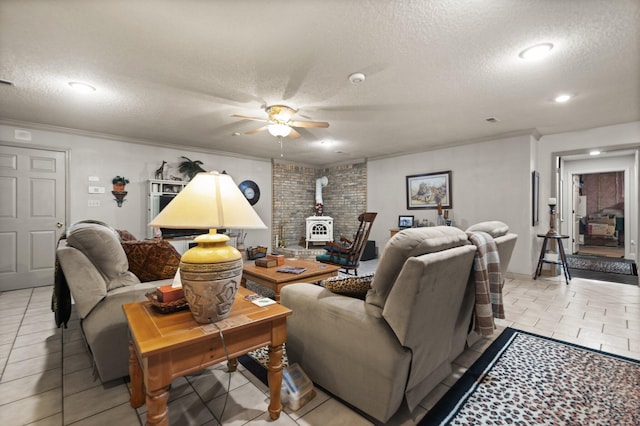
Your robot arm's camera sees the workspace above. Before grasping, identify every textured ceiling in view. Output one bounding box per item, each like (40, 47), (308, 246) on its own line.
(1, 0), (639, 167)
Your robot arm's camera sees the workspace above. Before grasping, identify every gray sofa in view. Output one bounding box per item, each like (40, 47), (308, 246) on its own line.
(280, 223), (517, 422)
(56, 223), (177, 382)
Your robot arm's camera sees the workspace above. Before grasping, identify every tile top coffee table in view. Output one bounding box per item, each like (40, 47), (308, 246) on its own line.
(241, 258), (340, 301)
(124, 286), (292, 425)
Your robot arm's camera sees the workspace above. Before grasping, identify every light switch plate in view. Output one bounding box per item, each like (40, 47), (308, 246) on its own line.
(88, 186), (105, 194)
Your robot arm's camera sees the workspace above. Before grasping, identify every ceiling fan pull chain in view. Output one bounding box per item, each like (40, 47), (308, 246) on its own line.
(279, 136), (284, 157)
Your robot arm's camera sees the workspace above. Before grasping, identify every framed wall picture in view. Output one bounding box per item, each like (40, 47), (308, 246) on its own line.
(532, 171), (539, 226)
(398, 215), (414, 229)
(406, 171), (452, 210)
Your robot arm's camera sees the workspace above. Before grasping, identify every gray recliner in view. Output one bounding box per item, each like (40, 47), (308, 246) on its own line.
(56, 223), (174, 382)
(281, 224), (517, 422)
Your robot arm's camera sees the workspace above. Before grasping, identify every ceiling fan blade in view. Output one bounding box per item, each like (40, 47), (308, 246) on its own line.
(289, 128), (302, 139)
(231, 114), (267, 123)
(290, 120), (330, 128)
(245, 126), (268, 135)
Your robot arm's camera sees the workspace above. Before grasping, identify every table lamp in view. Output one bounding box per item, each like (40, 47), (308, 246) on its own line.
(149, 171), (267, 323)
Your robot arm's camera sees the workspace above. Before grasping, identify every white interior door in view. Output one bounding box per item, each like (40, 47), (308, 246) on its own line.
(0, 144), (66, 291)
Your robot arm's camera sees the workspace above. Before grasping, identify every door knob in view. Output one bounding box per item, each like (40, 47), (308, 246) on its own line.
(56, 222), (64, 228)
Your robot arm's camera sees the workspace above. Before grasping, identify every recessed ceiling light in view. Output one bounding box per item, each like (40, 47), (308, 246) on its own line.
(348, 72), (366, 84)
(589, 150), (601, 156)
(68, 81), (96, 93)
(554, 94), (573, 103)
(519, 43), (554, 60)
(232, 132), (241, 136)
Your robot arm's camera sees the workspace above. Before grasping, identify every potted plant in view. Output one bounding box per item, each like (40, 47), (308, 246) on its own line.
(112, 176), (130, 191)
(178, 156), (206, 180)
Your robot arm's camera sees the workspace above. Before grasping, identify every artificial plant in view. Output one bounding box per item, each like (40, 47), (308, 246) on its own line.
(178, 156), (206, 180)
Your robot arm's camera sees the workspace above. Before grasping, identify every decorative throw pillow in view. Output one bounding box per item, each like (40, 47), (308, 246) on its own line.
(324, 274), (374, 299)
(117, 229), (138, 242)
(121, 239), (181, 282)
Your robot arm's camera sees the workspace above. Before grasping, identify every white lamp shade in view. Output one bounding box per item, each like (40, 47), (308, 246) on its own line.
(149, 171), (267, 230)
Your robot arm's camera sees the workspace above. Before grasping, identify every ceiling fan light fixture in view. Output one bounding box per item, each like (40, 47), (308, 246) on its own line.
(267, 105), (295, 123)
(267, 123), (292, 137)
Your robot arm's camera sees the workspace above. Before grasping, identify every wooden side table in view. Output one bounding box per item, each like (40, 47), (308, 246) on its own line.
(124, 287), (292, 425)
(534, 233), (571, 284)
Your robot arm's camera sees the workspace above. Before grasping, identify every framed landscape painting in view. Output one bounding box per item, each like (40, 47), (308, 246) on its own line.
(406, 171), (452, 210)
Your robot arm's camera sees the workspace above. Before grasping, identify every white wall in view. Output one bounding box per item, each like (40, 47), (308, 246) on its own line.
(368, 134), (533, 275)
(4, 120), (638, 275)
(536, 122), (640, 220)
(0, 124), (272, 249)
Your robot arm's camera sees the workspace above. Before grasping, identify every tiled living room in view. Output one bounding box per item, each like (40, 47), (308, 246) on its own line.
(2, 1), (640, 425)
(1, 266), (639, 425)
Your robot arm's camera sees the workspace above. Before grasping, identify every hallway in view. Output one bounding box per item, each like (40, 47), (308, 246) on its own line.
(577, 245), (625, 258)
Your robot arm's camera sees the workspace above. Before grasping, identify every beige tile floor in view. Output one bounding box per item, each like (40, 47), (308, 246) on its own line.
(0, 261), (638, 425)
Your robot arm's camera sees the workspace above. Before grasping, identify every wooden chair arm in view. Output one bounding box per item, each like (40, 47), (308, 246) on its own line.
(325, 241), (350, 251)
(339, 236), (353, 245)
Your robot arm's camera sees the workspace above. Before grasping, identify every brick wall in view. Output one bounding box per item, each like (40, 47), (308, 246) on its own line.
(320, 162), (368, 241)
(272, 160), (367, 248)
(582, 171), (624, 216)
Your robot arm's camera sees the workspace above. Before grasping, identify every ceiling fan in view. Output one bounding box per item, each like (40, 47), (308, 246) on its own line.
(231, 104), (329, 139)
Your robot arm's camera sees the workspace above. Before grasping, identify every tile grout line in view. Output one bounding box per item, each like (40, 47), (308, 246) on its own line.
(61, 321), (66, 425)
(0, 289), (32, 383)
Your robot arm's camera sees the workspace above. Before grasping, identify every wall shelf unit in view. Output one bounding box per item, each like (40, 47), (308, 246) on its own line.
(148, 179), (242, 254)
(147, 179), (189, 239)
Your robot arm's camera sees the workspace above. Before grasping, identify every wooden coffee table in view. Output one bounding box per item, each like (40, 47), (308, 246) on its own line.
(124, 287), (292, 426)
(241, 258), (340, 301)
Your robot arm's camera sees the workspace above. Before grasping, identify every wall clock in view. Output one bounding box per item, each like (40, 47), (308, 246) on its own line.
(238, 180), (260, 205)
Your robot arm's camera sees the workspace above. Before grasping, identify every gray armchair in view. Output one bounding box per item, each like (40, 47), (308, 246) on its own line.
(281, 224), (516, 422)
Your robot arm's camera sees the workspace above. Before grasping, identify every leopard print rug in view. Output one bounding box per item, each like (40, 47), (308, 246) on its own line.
(424, 328), (640, 425)
(247, 344), (289, 368)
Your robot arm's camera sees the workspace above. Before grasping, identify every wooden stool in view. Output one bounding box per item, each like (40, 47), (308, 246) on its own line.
(534, 233), (571, 284)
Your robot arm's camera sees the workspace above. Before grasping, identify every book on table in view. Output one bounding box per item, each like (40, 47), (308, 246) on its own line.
(277, 266), (307, 274)
(244, 293), (276, 307)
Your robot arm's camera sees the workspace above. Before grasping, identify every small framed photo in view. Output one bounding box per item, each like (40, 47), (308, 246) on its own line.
(406, 171), (452, 210)
(398, 215), (414, 229)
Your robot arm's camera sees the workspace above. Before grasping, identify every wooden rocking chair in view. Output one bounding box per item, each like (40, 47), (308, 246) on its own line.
(316, 212), (377, 275)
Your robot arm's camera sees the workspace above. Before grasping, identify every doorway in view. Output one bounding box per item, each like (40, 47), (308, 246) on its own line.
(574, 171), (624, 258)
(560, 150), (636, 262)
(559, 150), (638, 285)
(0, 144), (67, 291)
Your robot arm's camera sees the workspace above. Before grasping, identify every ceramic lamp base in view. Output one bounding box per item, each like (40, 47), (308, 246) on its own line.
(179, 258), (243, 323)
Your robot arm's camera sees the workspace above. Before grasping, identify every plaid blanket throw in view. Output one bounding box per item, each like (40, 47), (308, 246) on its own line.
(467, 231), (504, 336)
